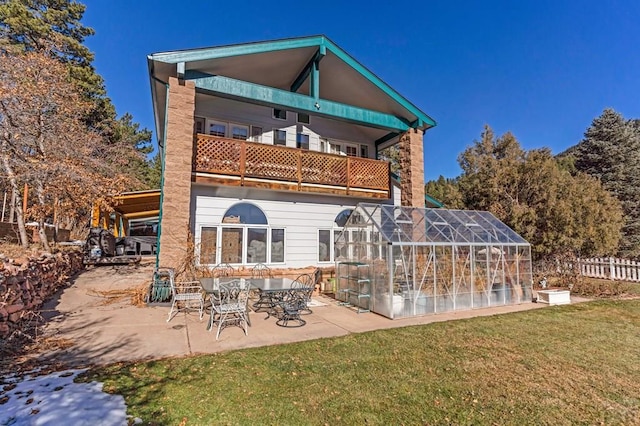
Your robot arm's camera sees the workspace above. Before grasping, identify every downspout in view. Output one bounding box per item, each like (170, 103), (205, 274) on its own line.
(152, 75), (169, 270)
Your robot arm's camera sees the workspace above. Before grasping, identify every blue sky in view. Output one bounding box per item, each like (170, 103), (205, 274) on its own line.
(83, 0), (640, 182)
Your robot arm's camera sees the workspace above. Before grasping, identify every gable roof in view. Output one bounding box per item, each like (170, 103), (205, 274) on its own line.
(148, 35), (436, 145)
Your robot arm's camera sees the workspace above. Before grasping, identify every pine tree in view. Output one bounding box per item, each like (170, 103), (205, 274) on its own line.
(572, 109), (640, 258)
(455, 126), (623, 259)
(0, 0), (156, 188)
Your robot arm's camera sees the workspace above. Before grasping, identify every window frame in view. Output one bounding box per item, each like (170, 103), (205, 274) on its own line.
(297, 112), (310, 124)
(230, 123), (249, 140)
(207, 120), (227, 137)
(273, 108), (287, 120)
(273, 129), (287, 146)
(296, 132), (310, 150)
(250, 126), (263, 143)
(194, 117), (206, 134)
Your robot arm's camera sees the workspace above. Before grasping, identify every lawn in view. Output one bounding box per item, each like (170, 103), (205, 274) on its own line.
(83, 299), (640, 425)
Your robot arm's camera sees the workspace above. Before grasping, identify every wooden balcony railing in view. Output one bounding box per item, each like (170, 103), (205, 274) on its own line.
(193, 134), (390, 199)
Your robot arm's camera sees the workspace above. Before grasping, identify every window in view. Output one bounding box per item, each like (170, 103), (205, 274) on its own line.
(320, 139), (327, 153)
(201, 203), (285, 265)
(247, 228), (267, 263)
(329, 142), (342, 155)
(273, 129), (287, 146)
(335, 209), (354, 227)
(273, 108), (287, 120)
(251, 126), (263, 143)
(221, 227), (243, 263)
(224, 203), (268, 224)
(346, 145), (358, 157)
(296, 133), (309, 150)
(194, 117), (205, 134)
(318, 230), (331, 262)
(200, 227), (217, 264)
(208, 121), (226, 137)
(271, 229), (285, 263)
(231, 125), (248, 140)
(360, 145), (369, 158)
(318, 209), (356, 262)
(297, 112), (310, 124)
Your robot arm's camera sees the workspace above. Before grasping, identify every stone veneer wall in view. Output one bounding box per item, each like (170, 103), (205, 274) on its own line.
(158, 77), (196, 269)
(0, 251), (84, 338)
(399, 128), (426, 208)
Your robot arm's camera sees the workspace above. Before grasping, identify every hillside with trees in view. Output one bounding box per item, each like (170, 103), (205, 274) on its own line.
(0, 0), (159, 248)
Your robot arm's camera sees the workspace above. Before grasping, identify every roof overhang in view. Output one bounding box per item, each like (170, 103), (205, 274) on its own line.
(148, 35), (436, 147)
(110, 189), (161, 219)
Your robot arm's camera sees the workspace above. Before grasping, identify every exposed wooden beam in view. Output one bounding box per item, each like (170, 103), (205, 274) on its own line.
(185, 71), (411, 132)
(375, 132), (400, 148)
(123, 210), (160, 219)
(290, 45), (326, 94)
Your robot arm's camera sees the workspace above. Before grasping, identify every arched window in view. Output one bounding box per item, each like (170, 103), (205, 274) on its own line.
(334, 209), (353, 228)
(223, 203), (268, 225)
(319, 209), (360, 263)
(200, 203), (284, 266)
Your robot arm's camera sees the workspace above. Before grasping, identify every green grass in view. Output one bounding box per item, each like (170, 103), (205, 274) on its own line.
(83, 300), (640, 425)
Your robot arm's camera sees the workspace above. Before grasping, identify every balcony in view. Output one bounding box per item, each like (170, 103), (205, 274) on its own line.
(193, 134), (390, 199)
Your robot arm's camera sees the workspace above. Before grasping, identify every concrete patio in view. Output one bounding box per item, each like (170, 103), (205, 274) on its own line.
(41, 262), (563, 367)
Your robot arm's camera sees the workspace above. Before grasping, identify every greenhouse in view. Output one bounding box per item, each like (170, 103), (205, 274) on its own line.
(334, 203), (533, 319)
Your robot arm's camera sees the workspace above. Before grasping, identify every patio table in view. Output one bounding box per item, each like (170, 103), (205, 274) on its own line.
(249, 277), (298, 319)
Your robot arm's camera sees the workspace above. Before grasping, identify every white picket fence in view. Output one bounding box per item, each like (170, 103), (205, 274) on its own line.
(579, 257), (640, 282)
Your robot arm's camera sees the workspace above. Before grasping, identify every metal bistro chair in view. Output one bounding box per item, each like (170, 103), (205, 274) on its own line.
(292, 273), (315, 315)
(211, 262), (235, 278)
(251, 263), (273, 278)
(275, 288), (308, 328)
(210, 279), (251, 340)
(167, 273), (205, 322)
(251, 263), (273, 313)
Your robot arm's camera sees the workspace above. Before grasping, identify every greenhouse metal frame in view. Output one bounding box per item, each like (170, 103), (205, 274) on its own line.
(335, 203), (533, 319)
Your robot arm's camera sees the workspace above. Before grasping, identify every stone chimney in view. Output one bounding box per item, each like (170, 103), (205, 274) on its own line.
(399, 128), (425, 208)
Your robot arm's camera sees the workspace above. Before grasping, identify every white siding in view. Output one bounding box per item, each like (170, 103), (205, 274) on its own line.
(194, 95), (376, 155)
(192, 186), (372, 268)
(392, 179), (402, 206)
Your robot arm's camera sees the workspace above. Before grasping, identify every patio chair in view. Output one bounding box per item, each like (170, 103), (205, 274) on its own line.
(275, 288), (307, 328)
(251, 263), (272, 278)
(167, 272), (205, 322)
(210, 279), (251, 340)
(292, 273), (315, 315)
(250, 263), (273, 312)
(211, 262), (235, 278)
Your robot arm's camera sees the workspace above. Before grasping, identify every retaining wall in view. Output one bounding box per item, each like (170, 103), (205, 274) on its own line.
(0, 250), (84, 338)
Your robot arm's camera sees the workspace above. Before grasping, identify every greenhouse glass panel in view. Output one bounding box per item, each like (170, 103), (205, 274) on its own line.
(334, 203), (533, 319)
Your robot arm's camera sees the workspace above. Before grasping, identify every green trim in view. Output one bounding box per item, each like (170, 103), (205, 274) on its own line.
(375, 132), (399, 147)
(290, 46), (326, 93)
(425, 193), (444, 208)
(155, 80), (170, 270)
(321, 38), (436, 129)
(149, 35), (325, 64)
(150, 35), (436, 130)
(186, 71), (412, 131)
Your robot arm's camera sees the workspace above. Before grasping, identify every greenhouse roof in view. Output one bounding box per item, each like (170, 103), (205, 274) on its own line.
(348, 203), (529, 245)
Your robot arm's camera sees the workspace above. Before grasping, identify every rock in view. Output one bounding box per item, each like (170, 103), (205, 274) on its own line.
(6, 303), (25, 314)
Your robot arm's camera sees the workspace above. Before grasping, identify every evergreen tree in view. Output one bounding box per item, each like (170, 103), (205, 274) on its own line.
(424, 176), (464, 209)
(572, 109), (640, 258)
(456, 126), (623, 259)
(0, 0), (156, 188)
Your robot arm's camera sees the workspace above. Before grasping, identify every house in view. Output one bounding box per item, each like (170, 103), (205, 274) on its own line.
(147, 35), (436, 270)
